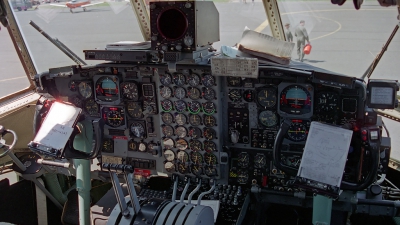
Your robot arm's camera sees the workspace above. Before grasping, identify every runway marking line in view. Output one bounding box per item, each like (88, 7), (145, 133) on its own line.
(0, 76), (27, 82)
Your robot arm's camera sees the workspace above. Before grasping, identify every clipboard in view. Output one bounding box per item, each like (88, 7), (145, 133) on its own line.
(28, 101), (82, 158)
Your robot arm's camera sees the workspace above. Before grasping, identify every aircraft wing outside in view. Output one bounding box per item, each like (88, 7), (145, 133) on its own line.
(50, 3), (68, 7)
(80, 2), (104, 7)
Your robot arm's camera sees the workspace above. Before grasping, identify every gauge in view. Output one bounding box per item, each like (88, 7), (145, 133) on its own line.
(227, 76), (241, 87)
(71, 96), (82, 107)
(147, 142), (156, 153)
(121, 82), (139, 100)
(204, 115), (216, 127)
(189, 139), (202, 151)
(104, 107), (125, 127)
(254, 154), (267, 168)
(204, 152), (217, 165)
(188, 101), (201, 114)
(259, 111), (278, 127)
(78, 81), (93, 99)
(188, 87), (201, 100)
(174, 113), (187, 125)
(257, 89), (277, 108)
(188, 127), (202, 139)
(84, 99), (99, 116)
(173, 73), (186, 86)
(128, 140), (137, 151)
(237, 152), (250, 168)
(176, 138), (188, 150)
(127, 101), (142, 118)
(165, 162), (176, 173)
(203, 128), (216, 140)
(175, 126), (187, 138)
(243, 90), (255, 102)
(191, 165), (203, 176)
(161, 112), (173, 124)
(95, 76), (119, 99)
(202, 74), (215, 87)
(178, 163), (190, 174)
(164, 149), (175, 161)
(203, 87), (216, 100)
(174, 87), (186, 99)
(161, 99), (173, 112)
(228, 89), (242, 102)
(280, 85), (312, 115)
(130, 122), (145, 138)
(205, 165), (217, 177)
(138, 142), (147, 152)
(204, 140), (216, 153)
(237, 170), (249, 184)
(202, 102), (216, 115)
(177, 151), (189, 163)
(287, 120), (309, 142)
(188, 74), (200, 86)
(160, 86), (172, 99)
(174, 100), (187, 113)
(160, 73), (172, 86)
(143, 101), (157, 114)
(162, 125), (174, 137)
(190, 152), (203, 164)
(316, 92), (338, 112)
(163, 138), (174, 149)
(69, 81), (78, 91)
(102, 139), (113, 153)
(189, 114), (201, 126)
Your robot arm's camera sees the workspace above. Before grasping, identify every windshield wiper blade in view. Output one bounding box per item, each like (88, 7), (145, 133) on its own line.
(29, 20), (87, 66)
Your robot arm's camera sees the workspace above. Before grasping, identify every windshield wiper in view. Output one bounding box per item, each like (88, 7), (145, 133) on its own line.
(29, 20), (87, 66)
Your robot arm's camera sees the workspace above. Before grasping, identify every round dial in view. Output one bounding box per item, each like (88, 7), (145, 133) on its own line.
(280, 85), (312, 115)
(203, 87), (216, 101)
(189, 139), (202, 151)
(161, 112), (173, 124)
(237, 170), (249, 184)
(188, 74), (201, 86)
(203, 128), (216, 140)
(238, 152), (250, 168)
(78, 81), (92, 99)
(287, 120), (309, 141)
(176, 138), (188, 150)
(204, 152), (217, 165)
(130, 122), (145, 138)
(204, 140), (216, 153)
(84, 99), (99, 116)
(178, 163), (189, 174)
(164, 149), (175, 161)
(173, 73), (186, 86)
(127, 102), (142, 118)
(174, 100), (187, 113)
(69, 81), (78, 91)
(106, 109), (124, 127)
(160, 73), (172, 86)
(165, 162), (175, 173)
(161, 99), (173, 112)
(175, 113), (187, 125)
(121, 82), (139, 100)
(188, 87), (201, 100)
(95, 76), (119, 99)
(163, 138), (174, 149)
(202, 74), (215, 87)
(102, 139), (113, 153)
(188, 127), (202, 139)
(259, 111), (278, 127)
(257, 89), (276, 107)
(190, 152), (203, 164)
(243, 90), (255, 102)
(128, 140), (137, 151)
(316, 92), (338, 112)
(175, 126), (187, 138)
(177, 151), (189, 163)
(205, 165), (217, 177)
(204, 115), (216, 127)
(228, 89), (242, 102)
(188, 101), (201, 114)
(160, 86), (172, 99)
(174, 87), (186, 99)
(71, 96), (83, 107)
(189, 114), (201, 126)
(162, 125), (174, 137)
(254, 154), (267, 168)
(147, 142), (156, 153)
(191, 165), (203, 176)
(227, 76), (241, 87)
(202, 102), (216, 115)
(138, 142), (147, 152)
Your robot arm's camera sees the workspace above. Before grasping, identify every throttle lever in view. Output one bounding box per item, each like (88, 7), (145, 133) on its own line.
(180, 176), (191, 203)
(188, 177), (202, 204)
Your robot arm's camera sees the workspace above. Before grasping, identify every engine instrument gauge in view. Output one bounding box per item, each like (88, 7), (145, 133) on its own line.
(202, 74), (215, 87)
(203, 128), (216, 140)
(237, 152), (250, 168)
(78, 81), (93, 99)
(237, 170), (249, 184)
(190, 152), (203, 164)
(69, 81), (78, 91)
(316, 92), (339, 112)
(127, 101), (142, 118)
(175, 126), (187, 138)
(130, 122), (145, 138)
(188, 74), (200, 87)
(164, 149), (175, 161)
(178, 163), (189, 174)
(243, 90), (255, 102)
(287, 120), (309, 142)
(160, 86), (172, 99)
(160, 73), (172, 86)
(161, 99), (173, 112)
(174, 87), (186, 99)
(128, 140), (137, 151)
(165, 162), (175, 173)
(257, 89), (276, 108)
(177, 151), (189, 163)
(228, 89), (242, 102)
(189, 139), (202, 151)
(173, 73), (186, 86)
(175, 113), (187, 125)
(203, 87), (216, 101)
(189, 114), (201, 126)
(102, 139), (113, 153)
(191, 165), (203, 176)
(163, 138), (174, 149)
(161, 112), (173, 124)
(162, 125), (174, 137)
(95, 76), (119, 101)
(204, 115), (216, 127)
(259, 111), (278, 127)
(254, 154), (267, 168)
(174, 100), (187, 113)
(227, 76), (241, 87)
(280, 85), (312, 115)
(204, 140), (216, 152)
(188, 101), (201, 114)
(176, 138), (188, 150)
(205, 165), (217, 177)
(121, 82), (139, 100)
(188, 127), (202, 139)
(204, 153), (217, 165)
(188, 87), (201, 100)
(138, 142), (147, 152)
(103, 107), (125, 127)
(84, 99), (99, 116)
(202, 102), (216, 115)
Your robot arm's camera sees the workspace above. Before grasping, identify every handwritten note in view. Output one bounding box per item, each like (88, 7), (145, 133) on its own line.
(297, 122), (353, 187)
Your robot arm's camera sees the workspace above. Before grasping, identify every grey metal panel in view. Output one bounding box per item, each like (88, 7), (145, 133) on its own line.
(154, 202), (179, 225)
(164, 203), (186, 224)
(184, 205), (214, 225)
(175, 204), (195, 225)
